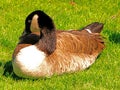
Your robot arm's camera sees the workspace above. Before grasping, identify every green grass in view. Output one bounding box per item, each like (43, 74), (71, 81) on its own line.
(0, 0), (120, 90)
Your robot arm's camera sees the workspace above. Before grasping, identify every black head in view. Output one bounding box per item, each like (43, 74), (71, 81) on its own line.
(23, 10), (55, 36)
(19, 10), (56, 55)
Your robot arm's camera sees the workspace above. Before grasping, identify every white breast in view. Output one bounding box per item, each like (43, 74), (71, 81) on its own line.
(12, 45), (46, 78)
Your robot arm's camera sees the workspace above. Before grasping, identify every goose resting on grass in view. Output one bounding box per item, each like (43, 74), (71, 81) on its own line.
(12, 10), (105, 78)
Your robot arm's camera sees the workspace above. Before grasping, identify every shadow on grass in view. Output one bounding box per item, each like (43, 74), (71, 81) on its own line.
(0, 62), (2, 67)
(3, 60), (22, 80)
(109, 32), (120, 44)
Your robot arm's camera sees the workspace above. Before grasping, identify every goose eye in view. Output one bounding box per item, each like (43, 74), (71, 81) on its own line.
(28, 20), (31, 23)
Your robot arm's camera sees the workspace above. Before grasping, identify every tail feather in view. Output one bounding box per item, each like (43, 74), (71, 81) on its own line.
(81, 22), (104, 33)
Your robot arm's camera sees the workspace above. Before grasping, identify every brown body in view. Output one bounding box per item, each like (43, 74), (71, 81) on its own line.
(13, 30), (104, 78)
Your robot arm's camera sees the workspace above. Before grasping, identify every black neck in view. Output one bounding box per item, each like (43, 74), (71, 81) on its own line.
(37, 28), (56, 55)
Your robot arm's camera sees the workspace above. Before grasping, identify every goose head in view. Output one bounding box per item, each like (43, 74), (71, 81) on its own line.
(22, 10), (55, 34)
(20, 10), (56, 55)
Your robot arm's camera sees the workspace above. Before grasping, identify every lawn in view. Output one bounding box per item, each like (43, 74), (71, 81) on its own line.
(0, 0), (120, 90)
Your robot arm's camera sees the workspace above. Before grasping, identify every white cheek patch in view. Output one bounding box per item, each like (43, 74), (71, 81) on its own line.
(30, 14), (40, 33)
(85, 29), (92, 33)
(15, 45), (46, 71)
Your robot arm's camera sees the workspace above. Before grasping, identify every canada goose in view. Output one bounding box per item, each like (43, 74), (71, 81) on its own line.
(12, 10), (105, 78)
